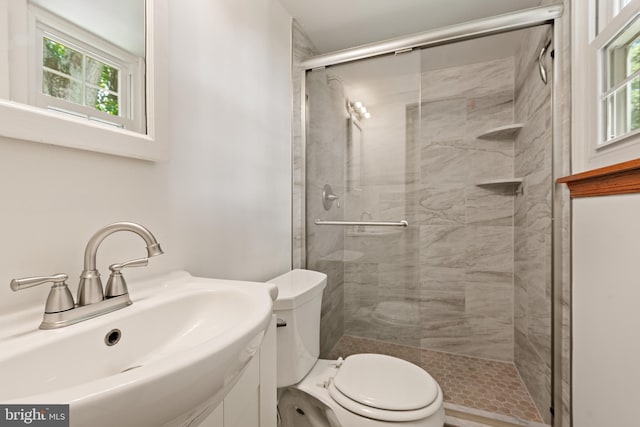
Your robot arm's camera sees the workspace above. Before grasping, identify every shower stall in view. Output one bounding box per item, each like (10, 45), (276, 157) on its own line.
(294, 5), (565, 427)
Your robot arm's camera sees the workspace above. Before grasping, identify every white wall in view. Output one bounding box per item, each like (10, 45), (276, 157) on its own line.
(572, 194), (640, 427)
(570, 1), (640, 425)
(0, 0), (292, 315)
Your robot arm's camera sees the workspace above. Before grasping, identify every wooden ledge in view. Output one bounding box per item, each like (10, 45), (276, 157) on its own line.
(558, 158), (640, 198)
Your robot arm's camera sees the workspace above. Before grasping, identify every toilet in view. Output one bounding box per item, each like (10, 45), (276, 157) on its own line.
(269, 269), (445, 427)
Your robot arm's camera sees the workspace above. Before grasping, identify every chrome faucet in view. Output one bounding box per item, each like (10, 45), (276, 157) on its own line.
(78, 222), (163, 306)
(10, 222), (164, 329)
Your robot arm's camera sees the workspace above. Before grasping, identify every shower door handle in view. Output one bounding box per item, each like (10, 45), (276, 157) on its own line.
(538, 39), (552, 85)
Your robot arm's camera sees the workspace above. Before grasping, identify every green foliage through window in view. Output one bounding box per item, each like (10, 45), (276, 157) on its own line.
(42, 37), (119, 116)
(628, 37), (640, 131)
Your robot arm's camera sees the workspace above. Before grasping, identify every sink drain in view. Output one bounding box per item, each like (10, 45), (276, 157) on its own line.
(105, 329), (122, 346)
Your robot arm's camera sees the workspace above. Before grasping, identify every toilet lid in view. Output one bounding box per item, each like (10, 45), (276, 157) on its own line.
(332, 353), (439, 411)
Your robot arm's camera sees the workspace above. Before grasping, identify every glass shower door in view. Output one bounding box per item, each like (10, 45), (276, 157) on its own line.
(305, 51), (423, 359)
(303, 22), (554, 427)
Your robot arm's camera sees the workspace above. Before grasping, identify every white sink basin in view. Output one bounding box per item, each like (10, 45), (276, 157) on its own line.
(0, 271), (277, 427)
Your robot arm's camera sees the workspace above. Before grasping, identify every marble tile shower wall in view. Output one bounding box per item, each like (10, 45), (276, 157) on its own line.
(305, 69), (347, 357)
(295, 16), (565, 425)
(513, 25), (553, 424)
(344, 57), (518, 361)
(292, 21), (316, 270)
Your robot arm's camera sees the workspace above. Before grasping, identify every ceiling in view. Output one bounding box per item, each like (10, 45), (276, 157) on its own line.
(278, 0), (543, 54)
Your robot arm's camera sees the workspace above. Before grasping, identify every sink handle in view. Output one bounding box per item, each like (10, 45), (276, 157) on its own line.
(10, 273), (68, 291)
(105, 258), (148, 298)
(109, 258), (149, 273)
(10, 274), (75, 313)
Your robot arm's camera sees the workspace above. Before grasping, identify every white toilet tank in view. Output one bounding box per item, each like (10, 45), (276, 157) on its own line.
(269, 269), (327, 388)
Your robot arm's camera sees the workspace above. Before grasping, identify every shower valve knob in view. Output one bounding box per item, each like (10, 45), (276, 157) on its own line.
(322, 184), (341, 210)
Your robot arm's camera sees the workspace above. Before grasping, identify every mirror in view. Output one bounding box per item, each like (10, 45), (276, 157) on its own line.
(0, 0), (168, 160)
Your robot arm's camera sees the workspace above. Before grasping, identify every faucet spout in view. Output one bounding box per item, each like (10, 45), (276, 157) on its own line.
(78, 222), (164, 306)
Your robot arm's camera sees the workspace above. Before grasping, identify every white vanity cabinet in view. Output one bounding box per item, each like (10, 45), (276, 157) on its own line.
(199, 315), (277, 427)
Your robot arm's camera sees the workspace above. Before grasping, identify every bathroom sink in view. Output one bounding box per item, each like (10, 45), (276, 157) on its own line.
(0, 271), (277, 427)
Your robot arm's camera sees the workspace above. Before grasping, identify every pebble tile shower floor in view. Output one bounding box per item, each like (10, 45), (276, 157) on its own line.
(327, 335), (543, 424)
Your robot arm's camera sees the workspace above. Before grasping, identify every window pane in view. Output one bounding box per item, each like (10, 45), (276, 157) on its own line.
(86, 87), (119, 116)
(630, 77), (640, 131)
(604, 85), (622, 141)
(629, 38), (640, 74)
(602, 15), (640, 144)
(43, 38), (83, 79)
(42, 70), (82, 104)
(603, 78), (640, 141)
(605, 17), (640, 90)
(86, 57), (119, 92)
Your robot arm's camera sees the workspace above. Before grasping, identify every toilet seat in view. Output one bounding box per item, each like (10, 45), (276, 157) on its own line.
(327, 354), (443, 422)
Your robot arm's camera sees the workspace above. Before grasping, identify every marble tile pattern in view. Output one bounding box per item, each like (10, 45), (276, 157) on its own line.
(342, 56), (517, 361)
(328, 336), (544, 424)
(305, 67), (348, 357)
(297, 22), (565, 424)
(513, 24), (554, 425)
(292, 21), (316, 270)
(420, 58), (516, 360)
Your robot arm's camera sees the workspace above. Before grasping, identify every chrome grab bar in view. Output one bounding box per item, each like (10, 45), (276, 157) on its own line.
(314, 219), (408, 227)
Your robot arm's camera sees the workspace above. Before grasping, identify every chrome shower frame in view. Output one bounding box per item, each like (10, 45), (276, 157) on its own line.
(295, 4), (568, 425)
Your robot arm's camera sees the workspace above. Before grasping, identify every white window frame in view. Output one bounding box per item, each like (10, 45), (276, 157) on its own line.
(624, 36), (640, 130)
(27, 5), (145, 133)
(0, 0), (169, 162)
(598, 0), (633, 32)
(573, 0), (640, 171)
(0, 3), (9, 100)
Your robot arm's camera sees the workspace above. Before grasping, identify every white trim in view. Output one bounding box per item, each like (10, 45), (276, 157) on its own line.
(0, 0), (167, 161)
(574, 0), (640, 172)
(27, 4), (143, 132)
(7, 0), (29, 104)
(597, 125), (640, 148)
(0, 0), (9, 99)
(603, 68), (640, 97)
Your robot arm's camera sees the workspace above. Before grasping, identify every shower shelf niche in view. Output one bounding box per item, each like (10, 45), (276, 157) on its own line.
(476, 178), (524, 195)
(477, 178), (523, 186)
(476, 123), (523, 140)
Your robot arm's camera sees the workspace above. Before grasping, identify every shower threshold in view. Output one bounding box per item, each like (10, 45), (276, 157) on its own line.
(327, 335), (549, 427)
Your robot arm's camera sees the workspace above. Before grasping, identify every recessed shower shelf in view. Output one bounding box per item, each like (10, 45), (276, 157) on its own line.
(477, 123), (524, 140)
(477, 178), (524, 195)
(477, 178), (523, 186)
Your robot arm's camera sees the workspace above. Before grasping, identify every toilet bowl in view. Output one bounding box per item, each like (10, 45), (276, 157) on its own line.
(269, 269), (445, 427)
(280, 357), (445, 427)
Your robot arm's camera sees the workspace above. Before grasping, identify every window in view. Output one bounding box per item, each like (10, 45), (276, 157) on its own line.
(29, 6), (145, 132)
(598, 0), (633, 32)
(602, 17), (640, 142)
(41, 37), (120, 118)
(0, 0), (168, 161)
(573, 0), (640, 170)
